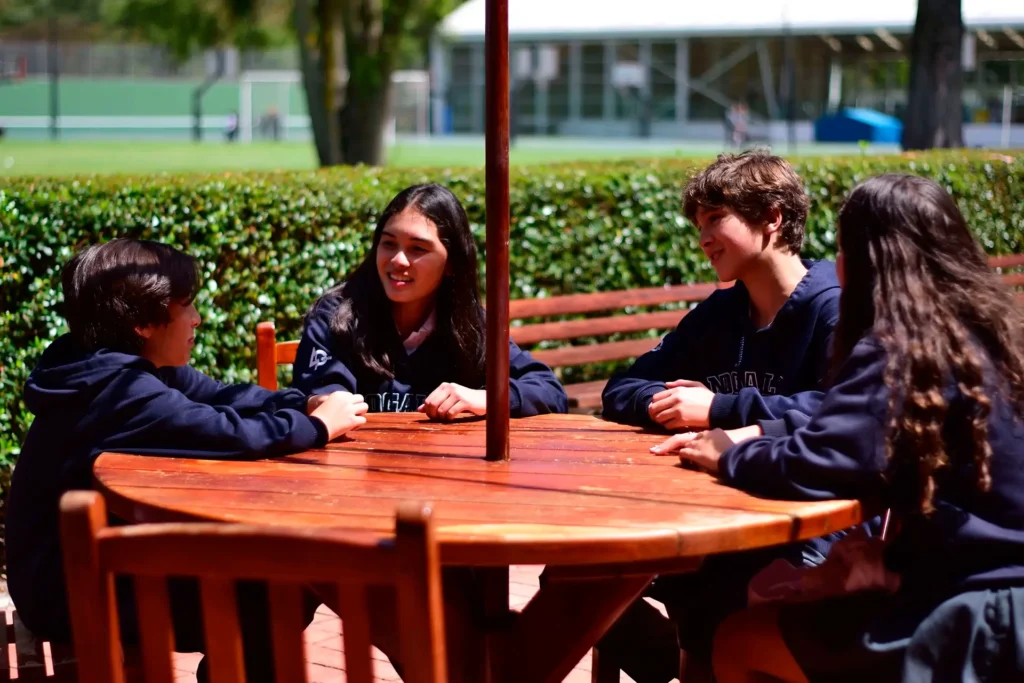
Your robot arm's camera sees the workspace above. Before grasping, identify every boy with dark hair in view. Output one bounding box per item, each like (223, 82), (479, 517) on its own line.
(604, 150), (838, 434)
(6, 239), (368, 681)
(599, 151), (844, 682)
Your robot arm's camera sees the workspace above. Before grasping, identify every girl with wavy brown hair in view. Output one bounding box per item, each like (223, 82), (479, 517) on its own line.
(656, 174), (1024, 682)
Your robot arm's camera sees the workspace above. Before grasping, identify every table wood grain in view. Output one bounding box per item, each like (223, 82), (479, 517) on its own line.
(94, 413), (861, 567)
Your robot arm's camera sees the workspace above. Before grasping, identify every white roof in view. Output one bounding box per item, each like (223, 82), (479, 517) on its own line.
(441, 0), (1024, 40)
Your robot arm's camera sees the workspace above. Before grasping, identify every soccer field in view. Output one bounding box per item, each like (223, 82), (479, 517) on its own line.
(0, 137), (897, 179)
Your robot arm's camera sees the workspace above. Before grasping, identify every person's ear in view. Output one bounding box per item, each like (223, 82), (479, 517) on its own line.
(763, 207), (783, 237)
(134, 325), (154, 340)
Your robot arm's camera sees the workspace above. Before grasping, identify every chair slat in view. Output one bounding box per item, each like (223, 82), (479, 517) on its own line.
(199, 578), (245, 683)
(59, 491), (125, 683)
(337, 585), (374, 683)
(256, 322), (279, 390)
(394, 503), (447, 683)
(100, 527), (390, 583)
(269, 583), (309, 683)
(277, 341), (299, 366)
(134, 576), (176, 683)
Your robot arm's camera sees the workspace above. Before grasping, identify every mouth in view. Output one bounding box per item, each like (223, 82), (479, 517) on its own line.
(387, 273), (414, 287)
(706, 249), (725, 265)
(188, 337), (195, 346)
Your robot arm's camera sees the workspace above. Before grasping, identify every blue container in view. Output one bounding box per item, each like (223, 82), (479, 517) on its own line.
(814, 108), (903, 143)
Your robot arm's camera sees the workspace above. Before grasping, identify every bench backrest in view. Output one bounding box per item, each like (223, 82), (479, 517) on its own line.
(255, 255), (1024, 390)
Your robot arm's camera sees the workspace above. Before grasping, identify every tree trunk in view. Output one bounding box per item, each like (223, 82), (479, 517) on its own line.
(339, 74), (393, 166)
(296, 0), (421, 167)
(317, 0), (341, 165)
(902, 0), (964, 150)
(295, 0), (332, 165)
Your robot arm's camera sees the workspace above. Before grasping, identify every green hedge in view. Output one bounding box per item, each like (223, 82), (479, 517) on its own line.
(3, 152), (1024, 475)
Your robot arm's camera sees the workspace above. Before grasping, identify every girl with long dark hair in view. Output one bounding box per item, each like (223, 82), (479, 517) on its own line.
(292, 183), (567, 418)
(654, 174), (1024, 682)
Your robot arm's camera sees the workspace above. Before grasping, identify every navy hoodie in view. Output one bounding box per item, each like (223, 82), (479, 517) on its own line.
(602, 260), (840, 429)
(291, 292), (569, 415)
(6, 334), (328, 641)
(721, 337), (1024, 598)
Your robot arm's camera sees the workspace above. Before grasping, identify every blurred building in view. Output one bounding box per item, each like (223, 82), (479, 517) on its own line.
(433, 0), (1024, 145)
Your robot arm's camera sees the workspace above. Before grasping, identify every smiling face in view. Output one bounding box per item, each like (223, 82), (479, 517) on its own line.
(694, 205), (774, 282)
(375, 207), (450, 308)
(135, 300), (201, 367)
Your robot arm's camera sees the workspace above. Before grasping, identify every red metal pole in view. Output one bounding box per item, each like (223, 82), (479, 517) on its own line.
(484, 0), (510, 462)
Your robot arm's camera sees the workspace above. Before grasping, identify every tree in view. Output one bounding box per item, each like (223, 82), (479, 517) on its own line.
(902, 0), (964, 149)
(110, 0), (288, 63)
(109, 0), (462, 166)
(0, 0), (107, 37)
(296, 0), (461, 167)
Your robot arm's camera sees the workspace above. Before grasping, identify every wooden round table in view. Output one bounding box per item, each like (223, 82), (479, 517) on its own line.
(94, 413), (862, 683)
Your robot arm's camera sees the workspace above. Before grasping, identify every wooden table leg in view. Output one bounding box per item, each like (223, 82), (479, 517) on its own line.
(442, 567), (510, 683)
(317, 558), (702, 683)
(492, 571), (654, 683)
(488, 558), (702, 683)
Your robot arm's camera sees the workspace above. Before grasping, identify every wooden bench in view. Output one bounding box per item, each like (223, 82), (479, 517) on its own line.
(256, 254), (1024, 411)
(254, 280), (732, 410)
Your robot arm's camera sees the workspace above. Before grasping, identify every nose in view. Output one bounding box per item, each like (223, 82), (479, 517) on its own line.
(391, 250), (410, 269)
(190, 304), (202, 328)
(699, 230), (713, 250)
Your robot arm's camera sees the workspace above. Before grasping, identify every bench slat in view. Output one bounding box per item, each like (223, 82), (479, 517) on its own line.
(563, 380), (609, 412)
(512, 310), (686, 345)
(508, 282), (728, 319)
(1001, 273), (1024, 287)
(530, 338), (661, 367)
(990, 254), (1024, 269)
(262, 256), (1024, 384)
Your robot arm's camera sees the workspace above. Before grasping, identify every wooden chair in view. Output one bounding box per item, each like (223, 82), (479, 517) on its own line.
(59, 491), (447, 683)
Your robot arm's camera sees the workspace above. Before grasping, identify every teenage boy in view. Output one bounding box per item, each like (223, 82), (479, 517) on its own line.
(598, 151), (844, 683)
(6, 239), (368, 682)
(603, 150), (839, 433)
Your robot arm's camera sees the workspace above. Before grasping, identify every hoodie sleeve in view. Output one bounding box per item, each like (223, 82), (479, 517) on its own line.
(290, 299), (360, 396)
(708, 387), (826, 429)
(165, 366), (310, 415)
(717, 339), (889, 502)
(508, 341), (569, 417)
(601, 309), (700, 427)
(102, 372), (330, 460)
(707, 289), (840, 428)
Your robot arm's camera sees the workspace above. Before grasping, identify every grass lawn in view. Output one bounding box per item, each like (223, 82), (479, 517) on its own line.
(0, 137), (896, 179)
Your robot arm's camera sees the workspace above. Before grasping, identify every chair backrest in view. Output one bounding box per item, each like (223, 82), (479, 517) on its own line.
(256, 321), (298, 390)
(60, 491), (447, 683)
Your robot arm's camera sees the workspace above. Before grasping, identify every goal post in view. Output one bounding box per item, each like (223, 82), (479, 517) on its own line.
(239, 69), (430, 144)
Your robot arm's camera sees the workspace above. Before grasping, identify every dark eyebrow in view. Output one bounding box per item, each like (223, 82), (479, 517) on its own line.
(381, 229), (433, 244)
